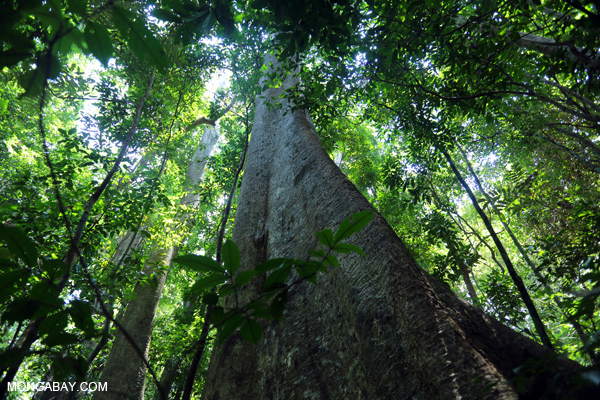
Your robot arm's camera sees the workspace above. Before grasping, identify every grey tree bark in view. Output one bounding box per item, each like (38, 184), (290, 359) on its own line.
(94, 125), (219, 400)
(200, 56), (597, 399)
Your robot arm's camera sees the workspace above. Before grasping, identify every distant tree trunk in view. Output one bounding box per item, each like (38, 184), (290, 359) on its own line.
(153, 298), (202, 400)
(154, 357), (184, 400)
(427, 183), (480, 304)
(32, 232), (144, 400)
(441, 147), (554, 349)
(200, 55), (597, 399)
(446, 236), (480, 304)
(93, 246), (173, 400)
(455, 141), (598, 365)
(94, 125), (219, 400)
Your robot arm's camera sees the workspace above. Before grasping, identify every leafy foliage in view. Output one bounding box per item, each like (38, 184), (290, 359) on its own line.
(175, 210), (373, 345)
(1, 0), (600, 397)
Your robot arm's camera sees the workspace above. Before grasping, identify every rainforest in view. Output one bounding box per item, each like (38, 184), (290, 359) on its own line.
(1, 0), (599, 399)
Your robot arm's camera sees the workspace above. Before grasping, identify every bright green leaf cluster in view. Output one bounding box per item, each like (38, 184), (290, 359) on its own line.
(0, 226), (97, 375)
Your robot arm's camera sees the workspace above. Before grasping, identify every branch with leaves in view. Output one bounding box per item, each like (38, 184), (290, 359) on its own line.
(174, 210), (373, 345)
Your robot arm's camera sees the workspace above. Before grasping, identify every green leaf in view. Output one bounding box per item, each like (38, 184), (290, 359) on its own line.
(316, 229), (334, 247)
(112, 6), (168, 69)
(209, 306), (225, 325)
(0, 225), (38, 268)
(222, 239), (240, 275)
(202, 292), (219, 305)
(66, 0), (87, 17)
(148, 275), (159, 291)
(190, 274), (227, 294)
(251, 308), (274, 320)
(20, 53), (61, 95)
(202, 12), (216, 33)
(246, 299), (268, 311)
(322, 254), (339, 268)
(68, 300), (95, 335)
(309, 249), (326, 258)
(234, 270), (257, 287)
(264, 264), (292, 291)
(56, 26), (83, 56)
(332, 243), (365, 256)
(152, 8), (182, 23)
(0, 268), (30, 303)
(294, 260), (323, 281)
(240, 317), (263, 344)
(186, 10), (209, 23)
(41, 258), (68, 280)
(84, 21), (113, 66)
(255, 258), (291, 274)
(50, 354), (87, 381)
(217, 312), (244, 343)
(42, 332), (79, 347)
(250, 0), (270, 9)
(0, 42), (35, 69)
(29, 281), (62, 304)
(39, 53), (62, 81)
(39, 310), (69, 336)
(334, 210), (374, 243)
(174, 254), (224, 274)
(0, 347), (31, 367)
(270, 289), (288, 320)
(218, 283), (235, 296)
(2, 299), (38, 322)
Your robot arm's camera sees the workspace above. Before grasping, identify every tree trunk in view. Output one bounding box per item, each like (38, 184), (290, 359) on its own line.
(441, 148), (554, 350)
(31, 230), (143, 400)
(93, 246), (173, 400)
(200, 57), (596, 399)
(427, 183), (480, 304)
(94, 125), (219, 400)
(455, 142), (599, 365)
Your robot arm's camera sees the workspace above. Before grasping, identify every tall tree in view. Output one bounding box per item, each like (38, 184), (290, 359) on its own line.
(200, 54), (596, 399)
(94, 123), (219, 400)
(2, 0), (599, 398)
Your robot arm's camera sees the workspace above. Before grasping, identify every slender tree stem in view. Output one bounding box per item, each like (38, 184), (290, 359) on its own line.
(456, 142), (598, 364)
(181, 305), (213, 400)
(426, 181), (480, 304)
(441, 146), (554, 349)
(455, 213), (506, 273)
(0, 69), (157, 397)
(181, 102), (252, 400)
